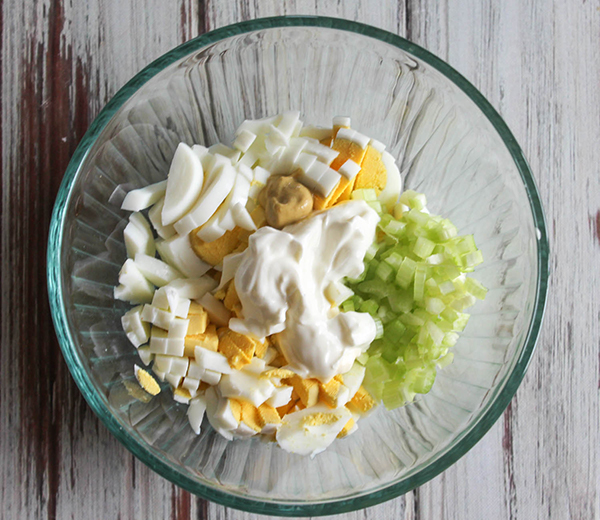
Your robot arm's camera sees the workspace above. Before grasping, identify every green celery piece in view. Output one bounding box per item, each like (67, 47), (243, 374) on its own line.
(399, 189), (427, 210)
(413, 265), (427, 301)
(351, 188), (377, 201)
(357, 279), (388, 298)
(367, 200), (383, 214)
(375, 261), (395, 282)
(465, 276), (488, 300)
(377, 304), (397, 324)
(453, 312), (470, 331)
(456, 235), (477, 255)
(382, 379), (406, 409)
(356, 352), (370, 365)
(341, 299), (355, 312)
(442, 331), (459, 348)
(400, 312), (425, 328)
(383, 251), (404, 270)
(360, 299), (380, 316)
(388, 289), (414, 313)
(372, 316), (384, 339)
(437, 351), (454, 368)
(463, 250), (484, 268)
(411, 366), (437, 394)
(425, 297), (445, 314)
(413, 236), (436, 259)
(384, 318), (407, 341)
(395, 257), (418, 289)
(406, 208), (430, 226)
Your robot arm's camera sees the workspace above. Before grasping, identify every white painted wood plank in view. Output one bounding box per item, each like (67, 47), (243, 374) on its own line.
(413, 1), (600, 519)
(0, 1), (199, 519)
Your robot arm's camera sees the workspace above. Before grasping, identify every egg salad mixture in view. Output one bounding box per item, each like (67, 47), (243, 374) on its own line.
(115, 113), (486, 457)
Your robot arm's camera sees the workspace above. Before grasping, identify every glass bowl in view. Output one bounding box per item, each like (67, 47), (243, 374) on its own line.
(47, 16), (549, 516)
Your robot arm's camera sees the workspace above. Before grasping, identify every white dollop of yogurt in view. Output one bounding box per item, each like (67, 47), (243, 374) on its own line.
(229, 200), (379, 381)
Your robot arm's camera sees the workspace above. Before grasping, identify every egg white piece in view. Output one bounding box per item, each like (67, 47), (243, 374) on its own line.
(124, 218), (156, 258)
(233, 130), (257, 153)
(173, 162), (237, 236)
(332, 116), (351, 128)
(266, 385), (293, 408)
(194, 347), (233, 375)
(164, 276), (217, 300)
(303, 139), (339, 166)
(276, 404), (353, 457)
(299, 125), (332, 141)
(187, 395), (207, 435)
(121, 305), (150, 347)
(218, 370), (275, 407)
(337, 159), (361, 180)
(162, 143), (205, 225)
(198, 293), (231, 327)
(156, 234), (211, 278)
(204, 387), (235, 440)
(148, 198), (177, 239)
(134, 253), (182, 287)
(137, 346), (154, 366)
(114, 259), (155, 304)
(121, 180), (167, 212)
(378, 150), (403, 208)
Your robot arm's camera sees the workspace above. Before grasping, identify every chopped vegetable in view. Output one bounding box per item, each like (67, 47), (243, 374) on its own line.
(343, 191), (486, 409)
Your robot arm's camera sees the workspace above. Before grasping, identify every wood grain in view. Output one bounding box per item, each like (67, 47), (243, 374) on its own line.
(1, 1), (598, 519)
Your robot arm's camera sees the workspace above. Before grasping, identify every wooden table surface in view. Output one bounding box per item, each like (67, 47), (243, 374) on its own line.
(2, 1), (599, 519)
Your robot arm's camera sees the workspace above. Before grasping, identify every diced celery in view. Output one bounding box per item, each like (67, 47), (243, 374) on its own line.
(360, 299), (380, 316)
(365, 356), (389, 384)
(342, 189), (486, 410)
(382, 379), (405, 409)
(426, 321), (444, 346)
(351, 294), (365, 308)
(372, 316), (384, 339)
(426, 253), (445, 265)
(432, 219), (457, 242)
(437, 351), (454, 369)
(413, 265), (427, 301)
(413, 236), (436, 259)
(356, 352), (370, 365)
(456, 235), (477, 255)
(393, 203), (407, 220)
(377, 305), (397, 324)
(364, 242), (381, 262)
(453, 312), (470, 331)
(351, 188), (378, 201)
(406, 208), (430, 226)
(357, 279), (388, 298)
(395, 257), (417, 289)
(367, 200), (383, 214)
(383, 251), (404, 270)
(388, 289), (413, 313)
(341, 299), (355, 312)
(375, 261), (394, 282)
(399, 312), (425, 328)
(463, 250), (484, 268)
(384, 318), (407, 341)
(442, 332), (459, 348)
(411, 367), (436, 394)
(399, 190), (427, 210)
(451, 294), (477, 312)
(439, 280), (455, 295)
(425, 297), (445, 315)
(465, 277), (488, 300)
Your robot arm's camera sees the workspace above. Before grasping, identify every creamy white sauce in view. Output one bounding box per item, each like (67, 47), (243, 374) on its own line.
(229, 200), (379, 381)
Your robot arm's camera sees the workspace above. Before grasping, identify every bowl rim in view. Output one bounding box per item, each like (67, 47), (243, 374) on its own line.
(47, 15), (549, 516)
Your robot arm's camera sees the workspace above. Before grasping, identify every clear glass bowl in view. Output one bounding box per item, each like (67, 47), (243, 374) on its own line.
(47, 17), (549, 516)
